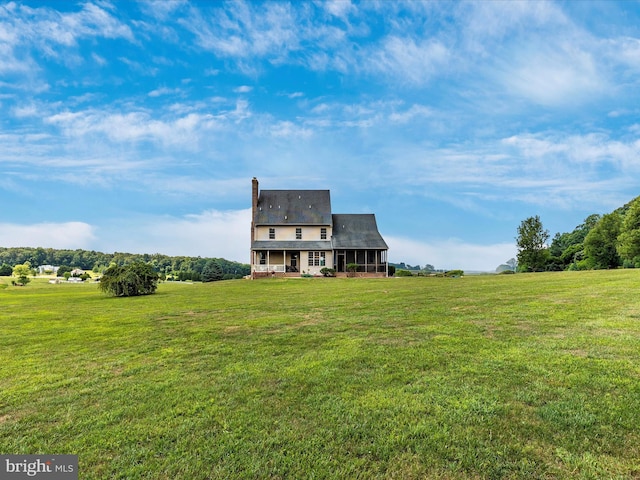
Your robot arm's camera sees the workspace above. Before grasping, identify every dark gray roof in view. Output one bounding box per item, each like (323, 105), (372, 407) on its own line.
(252, 240), (333, 250)
(331, 214), (388, 249)
(255, 190), (332, 225)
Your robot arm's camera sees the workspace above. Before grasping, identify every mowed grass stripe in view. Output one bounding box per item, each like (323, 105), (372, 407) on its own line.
(0, 272), (639, 479)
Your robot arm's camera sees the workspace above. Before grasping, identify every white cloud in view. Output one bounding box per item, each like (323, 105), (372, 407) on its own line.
(368, 36), (450, 84)
(183, 0), (299, 62)
(388, 104), (433, 124)
(459, 1), (568, 55)
(91, 52), (107, 66)
(0, 2), (134, 63)
(139, 0), (188, 21)
(386, 235), (517, 272)
(148, 87), (182, 97)
(323, 0), (356, 20)
(96, 209), (252, 262)
(0, 222), (96, 250)
(12, 103), (38, 118)
(502, 132), (640, 169)
(62, 3), (134, 42)
(44, 109), (225, 147)
(612, 37), (640, 70)
(268, 120), (313, 138)
(500, 44), (603, 106)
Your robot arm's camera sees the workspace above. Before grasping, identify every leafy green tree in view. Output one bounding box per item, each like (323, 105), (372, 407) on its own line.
(560, 243), (584, 267)
(583, 213), (622, 269)
(617, 197), (640, 266)
(98, 262), (159, 297)
(0, 263), (12, 276)
(549, 215), (600, 268)
(516, 215), (549, 272)
(56, 265), (72, 278)
(12, 263), (33, 285)
(202, 260), (224, 282)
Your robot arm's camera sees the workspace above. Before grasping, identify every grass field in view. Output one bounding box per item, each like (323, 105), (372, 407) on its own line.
(1, 271), (639, 479)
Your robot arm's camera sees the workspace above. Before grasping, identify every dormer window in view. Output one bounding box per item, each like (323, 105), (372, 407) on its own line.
(296, 228), (302, 240)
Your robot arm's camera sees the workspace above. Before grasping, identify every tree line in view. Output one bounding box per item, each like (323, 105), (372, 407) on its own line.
(0, 247), (250, 280)
(516, 195), (640, 272)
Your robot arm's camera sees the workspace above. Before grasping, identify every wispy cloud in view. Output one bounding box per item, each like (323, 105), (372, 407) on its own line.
(0, 221), (96, 249)
(95, 209), (252, 259)
(148, 87), (182, 97)
(0, 2), (134, 70)
(497, 44), (604, 106)
(366, 36), (450, 84)
(181, 0), (300, 69)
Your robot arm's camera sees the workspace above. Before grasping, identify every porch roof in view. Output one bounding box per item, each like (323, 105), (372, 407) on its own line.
(251, 240), (333, 250)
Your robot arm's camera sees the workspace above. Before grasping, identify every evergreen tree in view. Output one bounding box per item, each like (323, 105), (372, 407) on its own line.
(202, 260), (224, 282)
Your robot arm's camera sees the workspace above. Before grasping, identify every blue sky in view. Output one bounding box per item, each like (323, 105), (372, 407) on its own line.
(2, 0), (640, 271)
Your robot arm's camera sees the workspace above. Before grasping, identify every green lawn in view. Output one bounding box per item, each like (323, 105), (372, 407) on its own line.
(1, 271), (639, 479)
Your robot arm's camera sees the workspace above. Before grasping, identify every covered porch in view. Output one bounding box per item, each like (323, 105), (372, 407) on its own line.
(251, 250), (301, 277)
(334, 249), (388, 276)
(251, 240), (334, 278)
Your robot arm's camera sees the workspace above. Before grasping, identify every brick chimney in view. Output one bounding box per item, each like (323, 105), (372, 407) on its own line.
(251, 177), (258, 257)
(252, 177), (259, 218)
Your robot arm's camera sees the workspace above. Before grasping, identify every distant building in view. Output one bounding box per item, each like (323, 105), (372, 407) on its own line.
(37, 265), (59, 274)
(250, 178), (388, 278)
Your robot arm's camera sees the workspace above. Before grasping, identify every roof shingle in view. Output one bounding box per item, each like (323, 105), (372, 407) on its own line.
(331, 214), (388, 249)
(255, 190), (332, 225)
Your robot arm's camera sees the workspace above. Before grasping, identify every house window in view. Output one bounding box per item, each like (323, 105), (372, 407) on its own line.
(320, 228), (327, 240)
(269, 228), (275, 239)
(296, 228), (302, 240)
(259, 252), (266, 265)
(308, 251), (326, 266)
